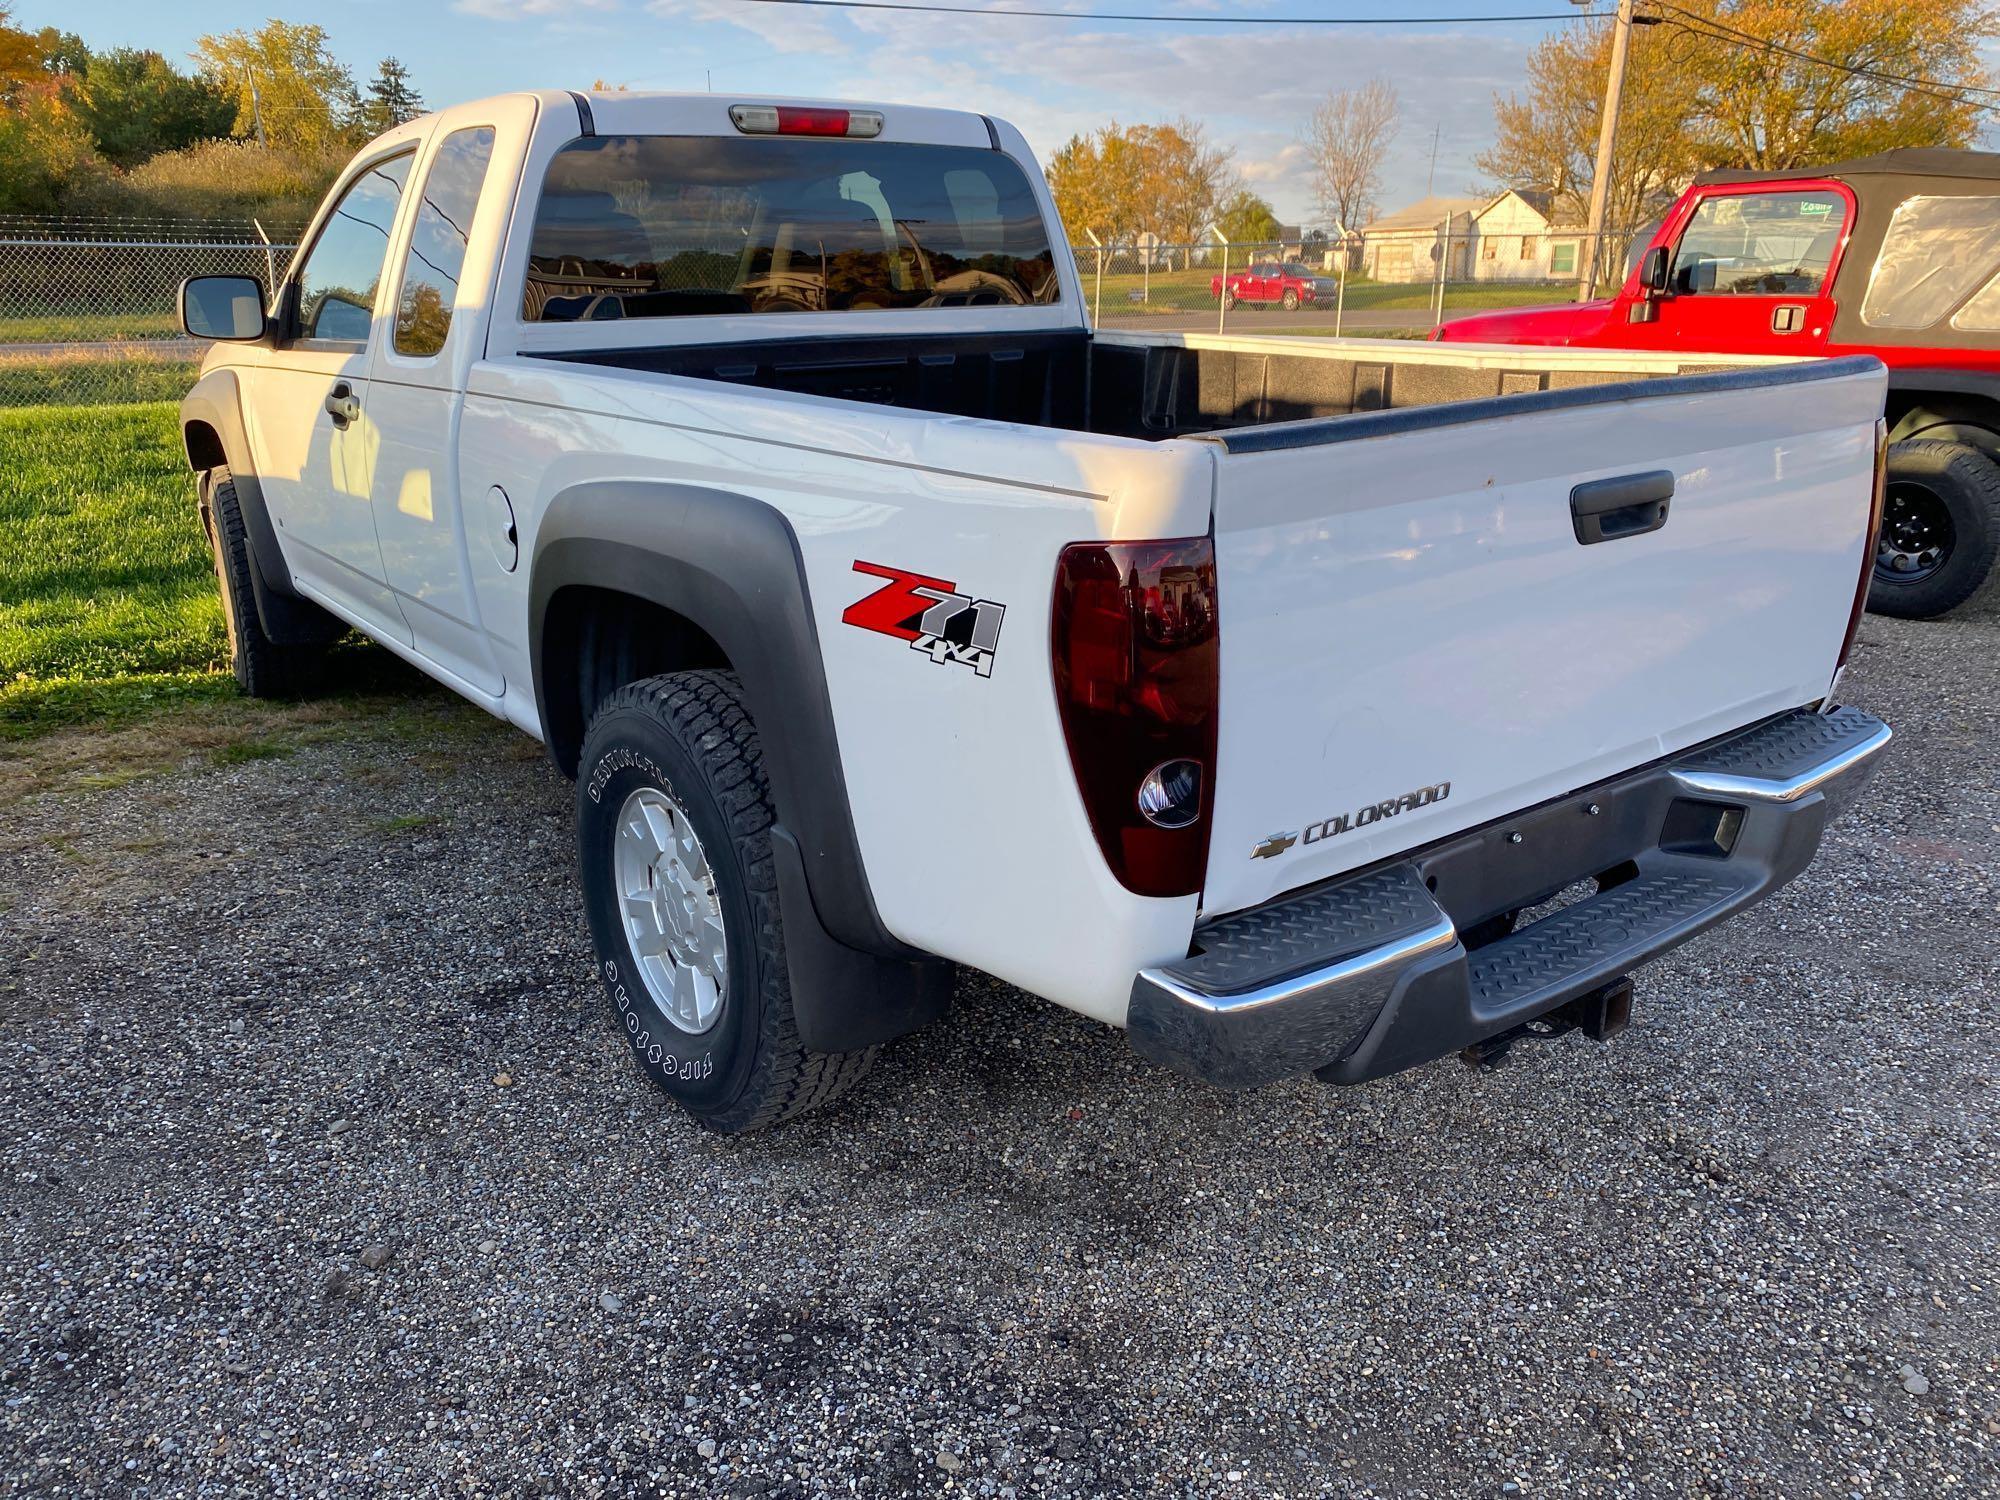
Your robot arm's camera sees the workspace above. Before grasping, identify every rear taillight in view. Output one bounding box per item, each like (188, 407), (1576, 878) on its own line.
(728, 104), (884, 138)
(1837, 418), (1889, 670)
(1051, 538), (1219, 898)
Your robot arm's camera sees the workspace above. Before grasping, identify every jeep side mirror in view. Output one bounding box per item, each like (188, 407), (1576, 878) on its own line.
(180, 275), (267, 341)
(1642, 246), (1670, 295)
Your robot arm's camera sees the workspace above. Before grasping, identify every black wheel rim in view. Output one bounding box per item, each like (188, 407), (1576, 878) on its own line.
(1875, 482), (1954, 584)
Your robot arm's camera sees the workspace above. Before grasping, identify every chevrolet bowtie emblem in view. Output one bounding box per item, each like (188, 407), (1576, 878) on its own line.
(1251, 831), (1297, 860)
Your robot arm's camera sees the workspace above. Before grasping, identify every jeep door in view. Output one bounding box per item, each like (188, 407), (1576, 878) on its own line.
(1639, 183), (1853, 356)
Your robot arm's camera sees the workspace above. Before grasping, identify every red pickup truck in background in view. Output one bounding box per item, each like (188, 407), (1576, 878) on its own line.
(1436, 148), (2000, 620)
(1211, 260), (1328, 311)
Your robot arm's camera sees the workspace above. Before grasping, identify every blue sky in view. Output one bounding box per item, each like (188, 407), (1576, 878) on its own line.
(29, 2), (1624, 225)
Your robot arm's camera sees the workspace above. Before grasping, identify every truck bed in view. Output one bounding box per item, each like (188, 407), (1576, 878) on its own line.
(535, 328), (1769, 441)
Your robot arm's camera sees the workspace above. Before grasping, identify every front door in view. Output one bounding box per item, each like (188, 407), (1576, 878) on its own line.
(244, 149), (417, 641)
(1646, 184), (1853, 356)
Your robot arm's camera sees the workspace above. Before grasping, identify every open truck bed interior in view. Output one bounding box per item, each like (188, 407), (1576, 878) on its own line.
(539, 328), (1755, 441)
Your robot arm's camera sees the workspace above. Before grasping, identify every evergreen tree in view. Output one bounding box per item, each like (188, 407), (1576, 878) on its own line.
(354, 56), (422, 141)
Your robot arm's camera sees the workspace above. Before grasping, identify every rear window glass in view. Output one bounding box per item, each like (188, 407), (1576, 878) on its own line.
(523, 135), (1061, 321)
(1862, 194), (2000, 329)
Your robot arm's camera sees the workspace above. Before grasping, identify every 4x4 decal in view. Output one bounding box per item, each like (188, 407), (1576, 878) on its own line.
(842, 560), (1006, 678)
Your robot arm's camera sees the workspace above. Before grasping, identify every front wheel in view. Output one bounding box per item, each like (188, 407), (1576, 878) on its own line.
(203, 468), (334, 697)
(1281, 289), (1300, 311)
(1867, 440), (2000, 620)
(575, 670), (876, 1134)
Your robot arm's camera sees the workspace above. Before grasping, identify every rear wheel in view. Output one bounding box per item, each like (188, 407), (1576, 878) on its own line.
(575, 670), (876, 1134)
(1221, 289), (1236, 311)
(1867, 440), (2000, 620)
(203, 468), (331, 697)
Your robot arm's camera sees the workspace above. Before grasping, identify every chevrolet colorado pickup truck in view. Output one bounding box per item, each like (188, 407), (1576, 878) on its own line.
(177, 91), (1892, 1133)
(1437, 149), (2000, 620)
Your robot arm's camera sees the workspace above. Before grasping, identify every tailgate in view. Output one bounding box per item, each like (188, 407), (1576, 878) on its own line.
(1199, 356), (1885, 919)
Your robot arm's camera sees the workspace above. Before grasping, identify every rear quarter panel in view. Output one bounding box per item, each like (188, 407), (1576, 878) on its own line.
(461, 358), (1216, 1022)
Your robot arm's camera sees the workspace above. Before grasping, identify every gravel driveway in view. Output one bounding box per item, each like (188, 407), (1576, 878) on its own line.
(3, 595), (1996, 1499)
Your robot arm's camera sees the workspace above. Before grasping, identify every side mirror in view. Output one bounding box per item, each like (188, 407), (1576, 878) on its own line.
(1642, 245), (1670, 295)
(180, 275), (266, 341)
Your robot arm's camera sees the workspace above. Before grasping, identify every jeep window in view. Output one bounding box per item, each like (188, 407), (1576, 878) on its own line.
(1862, 194), (2000, 330)
(394, 126), (497, 358)
(1669, 191), (1846, 297)
(293, 152), (415, 344)
(523, 136), (1060, 321)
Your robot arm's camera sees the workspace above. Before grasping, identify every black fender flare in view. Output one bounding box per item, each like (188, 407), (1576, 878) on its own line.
(1884, 368), (2000, 459)
(529, 480), (949, 1052)
(178, 368), (340, 646)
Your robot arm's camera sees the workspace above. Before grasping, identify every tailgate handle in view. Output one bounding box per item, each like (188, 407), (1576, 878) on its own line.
(1571, 470), (1674, 545)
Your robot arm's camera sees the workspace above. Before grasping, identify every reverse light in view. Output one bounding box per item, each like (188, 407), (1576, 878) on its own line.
(728, 104), (884, 138)
(1837, 417), (1889, 671)
(1051, 538), (1219, 898)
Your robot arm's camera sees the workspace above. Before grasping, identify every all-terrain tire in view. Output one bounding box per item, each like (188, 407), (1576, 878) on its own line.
(203, 468), (329, 697)
(1867, 440), (2000, 620)
(575, 670), (876, 1134)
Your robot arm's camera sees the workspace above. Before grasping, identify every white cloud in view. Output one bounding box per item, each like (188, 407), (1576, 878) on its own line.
(455, 0), (619, 16)
(644, 0), (849, 56)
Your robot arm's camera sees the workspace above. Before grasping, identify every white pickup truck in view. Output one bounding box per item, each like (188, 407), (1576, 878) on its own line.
(178, 91), (1892, 1132)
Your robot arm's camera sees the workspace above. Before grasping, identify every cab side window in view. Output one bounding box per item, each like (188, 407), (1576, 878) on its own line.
(1670, 191), (1847, 297)
(292, 152), (415, 343)
(394, 127), (498, 357)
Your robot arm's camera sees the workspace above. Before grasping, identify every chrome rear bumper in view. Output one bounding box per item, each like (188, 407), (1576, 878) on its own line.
(1127, 706), (1891, 1090)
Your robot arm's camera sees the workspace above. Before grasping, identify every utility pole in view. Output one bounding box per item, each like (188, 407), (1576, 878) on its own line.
(1577, 0), (1635, 302)
(245, 71), (268, 149)
(1425, 123), (1440, 197)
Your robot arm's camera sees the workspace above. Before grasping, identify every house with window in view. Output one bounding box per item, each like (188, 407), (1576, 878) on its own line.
(1357, 196), (1483, 282)
(1359, 187), (1595, 284)
(1467, 188), (1588, 283)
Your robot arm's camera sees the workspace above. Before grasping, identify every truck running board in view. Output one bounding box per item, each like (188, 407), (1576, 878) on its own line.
(1127, 706), (1891, 1090)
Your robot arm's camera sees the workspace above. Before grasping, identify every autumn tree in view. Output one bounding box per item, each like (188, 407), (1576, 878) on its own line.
(1045, 117), (1237, 260)
(1301, 77), (1397, 233)
(1482, 0), (1997, 237)
(195, 21), (355, 154)
(1680, 0), (1993, 168)
(0, 6), (97, 210)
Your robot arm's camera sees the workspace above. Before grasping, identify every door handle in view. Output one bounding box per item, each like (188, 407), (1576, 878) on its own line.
(1771, 304), (1806, 333)
(324, 382), (360, 429)
(1571, 470), (1674, 545)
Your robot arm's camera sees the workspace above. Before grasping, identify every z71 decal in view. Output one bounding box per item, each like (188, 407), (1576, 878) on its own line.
(842, 561), (1006, 679)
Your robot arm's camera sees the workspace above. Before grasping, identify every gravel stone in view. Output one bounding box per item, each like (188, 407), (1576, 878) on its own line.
(1, 597), (1997, 1496)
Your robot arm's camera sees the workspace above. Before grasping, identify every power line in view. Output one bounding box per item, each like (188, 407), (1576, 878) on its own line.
(726, 0), (1598, 25)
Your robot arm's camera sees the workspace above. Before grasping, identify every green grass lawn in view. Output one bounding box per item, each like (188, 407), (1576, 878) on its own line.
(1084, 265), (1582, 319)
(0, 310), (185, 342)
(0, 400), (235, 733)
(0, 357), (200, 409)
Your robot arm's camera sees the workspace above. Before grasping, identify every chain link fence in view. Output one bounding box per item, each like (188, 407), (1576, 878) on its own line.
(0, 214), (1649, 409)
(1078, 228), (1647, 336)
(0, 216), (300, 408)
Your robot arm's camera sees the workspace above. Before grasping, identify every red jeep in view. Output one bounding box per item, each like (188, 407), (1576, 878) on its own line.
(1211, 260), (1325, 311)
(1436, 149), (2000, 619)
